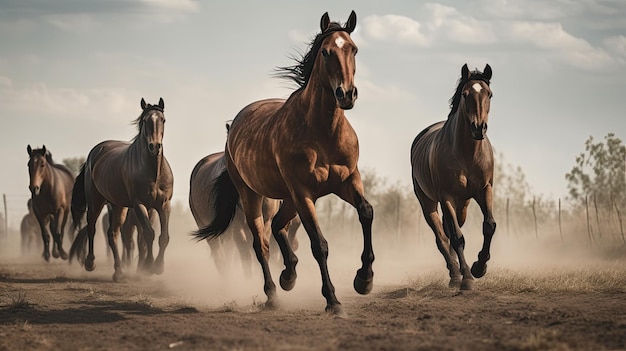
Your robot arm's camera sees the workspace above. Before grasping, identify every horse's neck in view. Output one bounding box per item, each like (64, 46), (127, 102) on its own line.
(129, 138), (162, 180)
(297, 82), (345, 133)
(445, 111), (484, 160)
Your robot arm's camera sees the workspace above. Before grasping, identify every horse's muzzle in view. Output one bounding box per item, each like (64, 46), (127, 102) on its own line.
(29, 186), (40, 196)
(335, 86), (358, 110)
(470, 122), (487, 140)
(148, 143), (162, 156)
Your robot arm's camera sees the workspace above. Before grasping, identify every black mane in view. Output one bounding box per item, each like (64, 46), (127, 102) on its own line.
(274, 22), (347, 90)
(448, 68), (491, 118)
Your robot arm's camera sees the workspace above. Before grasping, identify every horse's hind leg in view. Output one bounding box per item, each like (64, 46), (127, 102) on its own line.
(52, 208), (70, 260)
(442, 200), (473, 290)
(414, 188), (461, 287)
(270, 200), (299, 291)
(472, 184), (496, 278)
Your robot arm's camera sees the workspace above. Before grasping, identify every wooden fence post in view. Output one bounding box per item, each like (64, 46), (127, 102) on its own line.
(585, 195), (593, 245)
(614, 199), (625, 245)
(532, 197), (538, 239)
(558, 198), (563, 243)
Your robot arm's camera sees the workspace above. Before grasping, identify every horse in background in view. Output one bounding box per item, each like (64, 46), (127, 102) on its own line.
(20, 199), (42, 256)
(70, 98), (173, 281)
(410, 63), (496, 290)
(27, 145), (75, 261)
(189, 150), (300, 278)
(194, 11), (373, 317)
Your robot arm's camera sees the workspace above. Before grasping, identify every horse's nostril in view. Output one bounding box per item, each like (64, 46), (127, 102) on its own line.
(335, 87), (345, 100)
(353, 87), (358, 99)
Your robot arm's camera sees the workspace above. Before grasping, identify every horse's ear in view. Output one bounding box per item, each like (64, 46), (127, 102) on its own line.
(483, 64), (492, 81)
(158, 97), (164, 110)
(141, 98), (147, 110)
(42, 145), (46, 154)
(345, 10), (357, 33)
(320, 12), (330, 32)
(27, 144), (32, 156)
(461, 64), (470, 80)
(225, 123), (230, 133)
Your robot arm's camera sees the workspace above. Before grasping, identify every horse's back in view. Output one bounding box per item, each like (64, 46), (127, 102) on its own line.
(411, 121), (444, 202)
(189, 152), (227, 227)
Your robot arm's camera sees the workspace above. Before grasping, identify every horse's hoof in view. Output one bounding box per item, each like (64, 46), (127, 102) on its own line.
(448, 277), (462, 288)
(43, 253), (50, 262)
(353, 273), (373, 295)
(85, 258), (96, 272)
(279, 270), (297, 291)
(471, 261), (487, 278)
(60, 251), (68, 260)
(460, 278), (474, 290)
(325, 304), (347, 319)
(153, 263), (164, 275)
(112, 271), (125, 282)
(264, 298), (280, 310)
(52, 250), (60, 259)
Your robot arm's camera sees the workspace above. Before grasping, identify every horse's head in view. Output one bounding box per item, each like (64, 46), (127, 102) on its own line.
(27, 144), (49, 196)
(458, 63), (493, 140)
(316, 11), (359, 110)
(137, 98), (166, 156)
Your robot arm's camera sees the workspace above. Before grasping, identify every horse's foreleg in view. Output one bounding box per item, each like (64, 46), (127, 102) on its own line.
(154, 206), (170, 275)
(442, 200), (473, 290)
(270, 200), (299, 291)
(472, 184), (496, 278)
(336, 174), (375, 298)
(134, 205), (155, 275)
(37, 218), (51, 262)
(52, 209), (69, 260)
(295, 195), (345, 317)
(107, 206), (127, 282)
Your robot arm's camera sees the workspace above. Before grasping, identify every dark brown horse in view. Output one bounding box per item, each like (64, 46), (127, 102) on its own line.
(410, 64), (496, 290)
(20, 199), (42, 256)
(194, 11), (374, 317)
(189, 150), (300, 278)
(70, 98), (173, 281)
(27, 145), (75, 261)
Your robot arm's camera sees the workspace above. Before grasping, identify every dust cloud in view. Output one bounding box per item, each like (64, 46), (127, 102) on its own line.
(4, 201), (623, 312)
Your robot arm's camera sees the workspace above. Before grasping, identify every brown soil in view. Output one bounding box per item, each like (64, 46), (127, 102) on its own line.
(1, 225), (625, 351)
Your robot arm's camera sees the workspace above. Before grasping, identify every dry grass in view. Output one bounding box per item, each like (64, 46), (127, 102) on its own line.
(3, 290), (37, 310)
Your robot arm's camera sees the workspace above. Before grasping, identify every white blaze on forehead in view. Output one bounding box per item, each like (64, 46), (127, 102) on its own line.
(472, 83), (483, 93)
(335, 37), (345, 48)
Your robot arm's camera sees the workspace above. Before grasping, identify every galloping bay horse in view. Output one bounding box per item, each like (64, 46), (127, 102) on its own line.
(194, 11), (374, 317)
(70, 98), (173, 281)
(411, 64), (496, 290)
(189, 150), (300, 278)
(27, 145), (75, 261)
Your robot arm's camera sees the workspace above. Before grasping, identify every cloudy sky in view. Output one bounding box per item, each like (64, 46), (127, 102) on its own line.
(1, 0), (624, 224)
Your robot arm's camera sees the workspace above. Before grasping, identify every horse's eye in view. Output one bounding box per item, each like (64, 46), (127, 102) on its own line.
(462, 90), (469, 98)
(321, 49), (330, 57)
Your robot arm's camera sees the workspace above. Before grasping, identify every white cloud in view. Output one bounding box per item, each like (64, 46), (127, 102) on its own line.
(604, 35), (626, 58)
(424, 3), (496, 44)
(44, 13), (98, 31)
(0, 81), (138, 121)
(361, 14), (428, 47)
(507, 21), (615, 68)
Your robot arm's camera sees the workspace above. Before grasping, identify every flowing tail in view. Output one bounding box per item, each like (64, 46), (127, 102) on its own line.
(192, 170), (239, 241)
(71, 163), (87, 231)
(69, 163), (88, 264)
(69, 226), (89, 265)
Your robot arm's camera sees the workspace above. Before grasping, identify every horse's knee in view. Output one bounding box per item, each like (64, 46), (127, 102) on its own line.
(483, 220), (496, 236)
(358, 200), (373, 224)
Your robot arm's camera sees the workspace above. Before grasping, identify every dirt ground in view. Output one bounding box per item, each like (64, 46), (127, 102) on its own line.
(1, 221), (625, 351)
